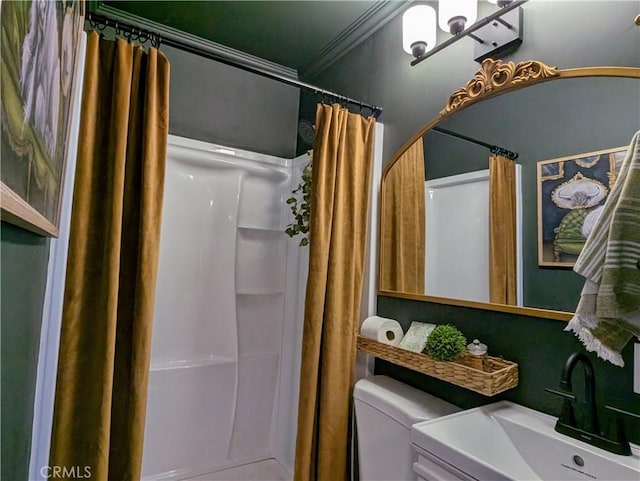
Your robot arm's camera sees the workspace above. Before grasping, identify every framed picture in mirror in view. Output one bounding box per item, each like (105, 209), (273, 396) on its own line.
(537, 146), (627, 267)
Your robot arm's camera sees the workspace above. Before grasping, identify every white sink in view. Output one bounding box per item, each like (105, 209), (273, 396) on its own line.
(411, 401), (640, 481)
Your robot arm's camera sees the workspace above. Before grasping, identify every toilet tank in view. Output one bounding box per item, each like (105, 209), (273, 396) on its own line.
(354, 375), (460, 481)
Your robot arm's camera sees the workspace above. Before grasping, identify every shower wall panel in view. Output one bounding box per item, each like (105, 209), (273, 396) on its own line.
(142, 136), (291, 480)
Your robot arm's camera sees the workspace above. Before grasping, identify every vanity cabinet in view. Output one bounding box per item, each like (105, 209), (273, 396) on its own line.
(412, 445), (475, 481)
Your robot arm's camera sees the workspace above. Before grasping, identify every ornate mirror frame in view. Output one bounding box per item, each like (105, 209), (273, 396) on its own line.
(378, 59), (640, 321)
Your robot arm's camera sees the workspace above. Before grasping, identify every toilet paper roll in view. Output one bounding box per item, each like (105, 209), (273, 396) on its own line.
(360, 316), (404, 346)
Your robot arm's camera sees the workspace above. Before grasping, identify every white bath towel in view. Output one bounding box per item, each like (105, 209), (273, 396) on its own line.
(565, 131), (640, 366)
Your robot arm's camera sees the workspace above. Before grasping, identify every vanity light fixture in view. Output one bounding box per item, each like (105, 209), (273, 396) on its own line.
(405, 0), (527, 66)
(402, 5), (437, 58)
(438, 0), (478, 35)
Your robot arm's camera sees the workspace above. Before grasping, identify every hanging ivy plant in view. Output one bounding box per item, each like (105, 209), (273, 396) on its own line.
(285, 152), (312, 246)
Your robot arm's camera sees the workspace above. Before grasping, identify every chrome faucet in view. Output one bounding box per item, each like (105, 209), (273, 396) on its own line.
(546, 351), (638, 456)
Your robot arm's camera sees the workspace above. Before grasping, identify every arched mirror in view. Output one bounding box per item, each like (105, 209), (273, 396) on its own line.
(379, 60), (640, 319)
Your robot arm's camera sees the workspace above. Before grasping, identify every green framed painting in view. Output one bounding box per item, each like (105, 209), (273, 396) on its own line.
(1, 0), (85, 236)
(537, 145), (627, 267)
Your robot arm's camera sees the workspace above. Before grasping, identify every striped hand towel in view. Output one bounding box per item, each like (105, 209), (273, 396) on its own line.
(566, 131), (640, 366)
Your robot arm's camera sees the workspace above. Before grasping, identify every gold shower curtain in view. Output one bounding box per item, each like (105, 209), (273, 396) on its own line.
(380, 139), (426, 293)
(294, 104), (375, 481)
(50, 32), (169, 480)
(489, 154), (517, 305)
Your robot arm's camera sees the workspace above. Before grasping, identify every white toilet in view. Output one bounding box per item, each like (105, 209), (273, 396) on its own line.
(354, 375), (460, 481)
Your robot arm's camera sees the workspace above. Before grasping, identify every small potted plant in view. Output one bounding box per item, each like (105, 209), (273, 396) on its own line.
(424, 324), (467, 361)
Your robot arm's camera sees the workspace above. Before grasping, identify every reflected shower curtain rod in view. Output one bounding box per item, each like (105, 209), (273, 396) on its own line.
(86, 11), (383, 119)
(432, 127), (519, 160)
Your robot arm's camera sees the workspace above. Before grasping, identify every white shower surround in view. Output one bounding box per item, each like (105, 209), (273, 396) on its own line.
(142, 135), (302, 480)
(424, 166), (523, 305)
(142, 124), (384, 479)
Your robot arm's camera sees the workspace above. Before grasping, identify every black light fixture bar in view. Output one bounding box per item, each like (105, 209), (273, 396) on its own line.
(432, 127), (518, 160)
(495, 16), (515, 29)
(411, 0), (528, 67)
(86, 11), (383, 118)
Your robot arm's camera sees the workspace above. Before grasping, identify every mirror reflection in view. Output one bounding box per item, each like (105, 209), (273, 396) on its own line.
(380, 67), (640, 313)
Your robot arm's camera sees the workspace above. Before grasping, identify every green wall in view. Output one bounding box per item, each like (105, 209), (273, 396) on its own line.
(304, 1), (640, 163)
(163, 44), (300, 158)
(377, 295), (640, 445)
(1, 222), (50, 481)
(308, 0), (640, 444)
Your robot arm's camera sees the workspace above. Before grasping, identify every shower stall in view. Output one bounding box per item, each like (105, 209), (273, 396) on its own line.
(141, 135), (308, 480)
(141, 124), (382, 479)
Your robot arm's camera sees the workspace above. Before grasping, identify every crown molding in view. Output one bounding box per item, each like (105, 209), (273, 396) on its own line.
(301, 0), (413, 79)
(89, 2), (299, 81)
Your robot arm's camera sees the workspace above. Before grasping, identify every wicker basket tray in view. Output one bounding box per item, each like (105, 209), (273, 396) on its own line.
(357, 336), (518, 396)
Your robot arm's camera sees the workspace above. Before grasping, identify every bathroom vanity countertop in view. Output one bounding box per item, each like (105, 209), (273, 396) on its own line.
(411, 401), (640, 481)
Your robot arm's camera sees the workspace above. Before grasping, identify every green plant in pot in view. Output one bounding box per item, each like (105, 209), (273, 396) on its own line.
(424, 324), (467, 361)
(285, 152), (312, 246)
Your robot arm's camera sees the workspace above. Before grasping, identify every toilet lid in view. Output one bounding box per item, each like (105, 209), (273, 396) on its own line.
(354, 375), (460, 427)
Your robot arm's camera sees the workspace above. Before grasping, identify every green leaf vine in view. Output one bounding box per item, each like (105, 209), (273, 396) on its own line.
(285, 152), (312, 246)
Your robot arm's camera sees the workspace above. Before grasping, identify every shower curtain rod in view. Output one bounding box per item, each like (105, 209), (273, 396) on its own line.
(86, 11), (383, 119)
(432, 127), (519, 160)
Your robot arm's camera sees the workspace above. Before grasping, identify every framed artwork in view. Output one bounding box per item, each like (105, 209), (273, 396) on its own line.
(537, 145), (627, 267)
(1, 0), (85, 236)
